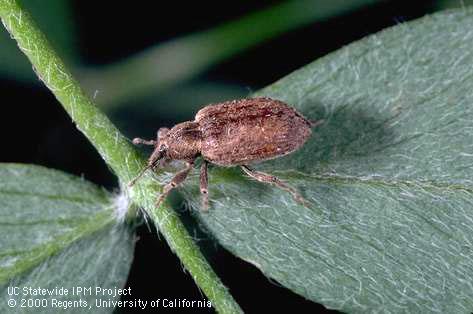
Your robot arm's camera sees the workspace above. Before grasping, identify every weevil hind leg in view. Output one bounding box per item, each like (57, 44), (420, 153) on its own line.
(156, 161), (194, 208)
(199, 160), (209, 211)
(241, 165), (310, 207)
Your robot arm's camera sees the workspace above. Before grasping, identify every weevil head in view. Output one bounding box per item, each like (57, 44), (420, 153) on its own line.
(152, 121), (202, 163)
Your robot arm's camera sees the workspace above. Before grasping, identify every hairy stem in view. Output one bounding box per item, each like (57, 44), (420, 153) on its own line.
(0, 1), (241, 312)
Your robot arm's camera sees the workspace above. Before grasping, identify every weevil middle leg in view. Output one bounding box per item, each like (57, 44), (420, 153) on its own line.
(200, 160), (209, 210)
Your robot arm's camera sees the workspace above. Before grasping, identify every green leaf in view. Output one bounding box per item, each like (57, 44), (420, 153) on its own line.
(185, 8), (473, 313)
(0, 164), (134, 313)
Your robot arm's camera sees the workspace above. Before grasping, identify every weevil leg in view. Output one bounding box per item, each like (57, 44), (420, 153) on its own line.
(156, 161), (194, 208)
(241, 165), (310, 207)
(199, 160), (209, 211)
(129, 147), (164, 187)
(158, 157), (171, 169)
(309, 119), (325, 128)
(132, 138), (156, 146)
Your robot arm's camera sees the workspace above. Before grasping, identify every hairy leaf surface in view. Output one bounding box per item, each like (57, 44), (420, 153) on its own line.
(183, 9), (473, 313)
(0, 164), (134, 313)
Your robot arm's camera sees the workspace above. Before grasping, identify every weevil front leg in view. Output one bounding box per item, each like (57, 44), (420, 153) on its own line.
(156, 161), (194, 208)
(128, 140), (163, 187)
(241, 165), (310, 207)
(200, 160), (209, 210)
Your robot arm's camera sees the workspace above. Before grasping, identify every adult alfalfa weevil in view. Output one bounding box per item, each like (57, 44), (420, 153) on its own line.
(129, 97), (317, 209)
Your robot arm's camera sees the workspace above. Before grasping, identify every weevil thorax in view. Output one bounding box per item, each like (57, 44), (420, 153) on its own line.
(160, 121), (202, 161)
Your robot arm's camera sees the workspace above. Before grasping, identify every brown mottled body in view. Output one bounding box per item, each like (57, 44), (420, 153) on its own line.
(197, 98), (312, 166)
(129, 97), (315, 210)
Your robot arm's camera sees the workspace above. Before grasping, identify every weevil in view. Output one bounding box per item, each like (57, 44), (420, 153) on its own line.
(129, 97), (317, 209)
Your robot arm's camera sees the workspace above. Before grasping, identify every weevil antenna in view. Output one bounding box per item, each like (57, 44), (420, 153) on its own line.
(128, 164), (153, 187)
(128, 149), (165, 187)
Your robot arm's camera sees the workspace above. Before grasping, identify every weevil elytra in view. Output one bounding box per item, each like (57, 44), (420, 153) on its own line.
(129, 97), (316, 209)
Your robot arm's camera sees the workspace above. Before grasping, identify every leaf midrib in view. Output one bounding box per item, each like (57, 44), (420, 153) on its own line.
(0, 208), (115, 284)
(0, 189), (108, 204)
(270, 170), (473, 193)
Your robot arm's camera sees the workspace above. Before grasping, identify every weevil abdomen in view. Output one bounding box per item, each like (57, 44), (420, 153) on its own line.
(196, 97), (312, 166)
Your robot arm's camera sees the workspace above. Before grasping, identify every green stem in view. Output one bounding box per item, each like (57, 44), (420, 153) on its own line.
(0, 1), (242, 313)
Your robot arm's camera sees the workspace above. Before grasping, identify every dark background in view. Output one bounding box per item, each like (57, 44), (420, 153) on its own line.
(0, 1), (463, 313)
